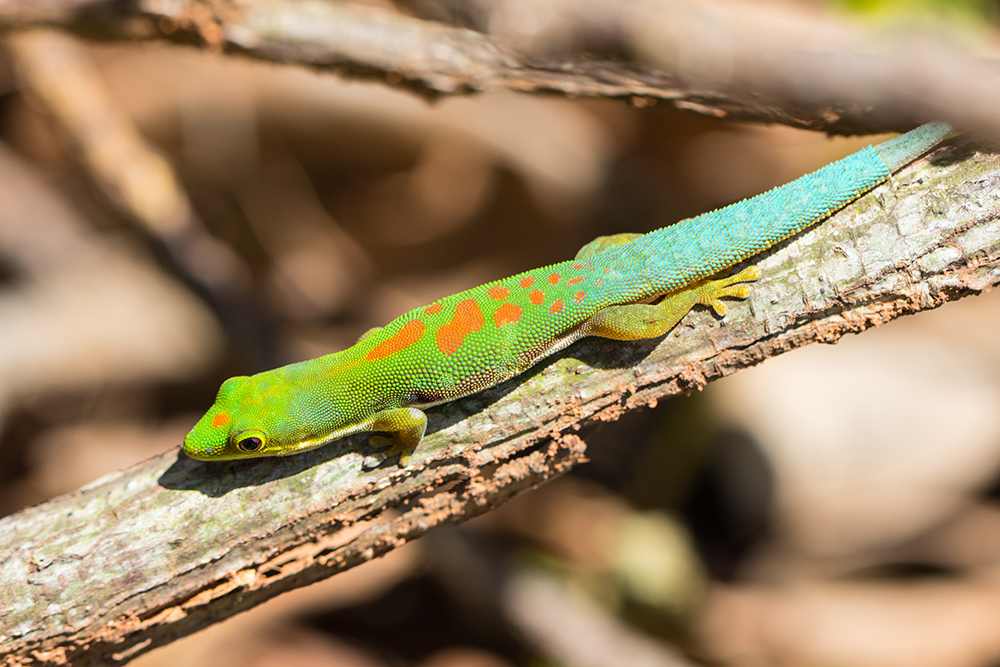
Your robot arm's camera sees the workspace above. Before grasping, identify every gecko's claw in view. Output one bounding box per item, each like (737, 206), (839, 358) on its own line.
(361, 453), (383, 470)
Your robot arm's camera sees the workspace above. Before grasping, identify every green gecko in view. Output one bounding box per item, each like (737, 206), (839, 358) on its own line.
(184, 122), (954, 466)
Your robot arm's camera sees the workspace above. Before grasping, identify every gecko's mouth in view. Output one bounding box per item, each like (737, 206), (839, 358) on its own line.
(280, 423), (373, 457)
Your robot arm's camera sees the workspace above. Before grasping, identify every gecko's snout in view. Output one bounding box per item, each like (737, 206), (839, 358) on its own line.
(182, 409), (232, 460)
(184, 375), (253, 460)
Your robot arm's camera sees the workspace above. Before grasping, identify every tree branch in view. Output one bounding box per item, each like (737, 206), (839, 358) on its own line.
(2, 137), (998, 665)
(0, 0), (999, 136)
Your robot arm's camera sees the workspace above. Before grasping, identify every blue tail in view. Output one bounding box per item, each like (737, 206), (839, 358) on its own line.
(874, 122), (953, 171)
(629, 122), (954, 293)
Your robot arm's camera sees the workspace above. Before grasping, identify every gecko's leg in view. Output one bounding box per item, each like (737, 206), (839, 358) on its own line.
(362, 407), (427, 469)
(357, 326), (382, 343)
(575, 233), (644, 259)
(586, 266), (761, 340)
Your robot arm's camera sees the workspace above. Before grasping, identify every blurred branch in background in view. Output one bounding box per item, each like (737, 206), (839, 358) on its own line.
(0, 0), (998, 135)
(0, 139), (221, 490)
(6, 29), (277, 369)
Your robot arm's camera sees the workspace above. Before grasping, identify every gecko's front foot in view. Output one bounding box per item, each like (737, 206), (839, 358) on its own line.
(362, 435), (415, 470)
(360, 407), (427, 470)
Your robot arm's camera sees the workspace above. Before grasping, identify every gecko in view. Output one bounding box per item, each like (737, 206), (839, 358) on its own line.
(183, 122), (954, 466)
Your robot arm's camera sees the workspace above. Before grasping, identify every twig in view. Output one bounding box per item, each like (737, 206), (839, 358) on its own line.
(0, 0), (998, 135)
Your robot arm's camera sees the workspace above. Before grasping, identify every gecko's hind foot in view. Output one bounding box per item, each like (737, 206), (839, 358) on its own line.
(586, 264), (761, 341)
(575, 233), (644, 259)
(695, 265), (761, 316)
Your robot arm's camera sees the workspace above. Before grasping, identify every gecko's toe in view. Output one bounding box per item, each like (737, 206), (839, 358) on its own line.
(361, 453), (385, 470)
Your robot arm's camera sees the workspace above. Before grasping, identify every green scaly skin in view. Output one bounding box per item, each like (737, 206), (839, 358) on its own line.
(183, 123), (954, 466)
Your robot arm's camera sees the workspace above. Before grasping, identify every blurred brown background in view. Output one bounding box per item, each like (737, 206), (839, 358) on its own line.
(4, 0), (1000, 665)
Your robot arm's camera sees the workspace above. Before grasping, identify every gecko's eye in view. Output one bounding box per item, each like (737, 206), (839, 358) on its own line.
(233, 429), (266, 453)
(238, 437), (263, 452)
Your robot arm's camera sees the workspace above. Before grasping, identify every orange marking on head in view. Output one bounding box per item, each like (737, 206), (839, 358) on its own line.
(574, 291), (586, 303)
(212, 412), (230, 428)
(573, 263), (583, 270)
(529, 289), (545, 305)
(520, 276), (535, 288)
(549, 299), (564, 314)
(488, 285), (509, 300)
(548, 273), (560, 285)
(436, 299), (484, 356)
(567, 276), (584, 285)
(425, 303), (442, 315)
(494, 303), (523, 327)
(367, 319), (426, 360)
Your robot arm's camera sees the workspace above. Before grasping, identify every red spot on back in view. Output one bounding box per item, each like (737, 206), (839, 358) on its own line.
(520, 276), (534, 288)
(567, 276), (584, 285)
(425, 303), (442, 315)
(529, 290), (545, 305)
(574, 291), (586, 303)
(212, 412), (230, 428)
(573, 263), (584, 270)
(367, 319), (426, 360)
(436, 299), (484, 356)
(488, 285), (509, 300)
(548, 273), (561, 285)
(494, 303), (523, 327)
(549, 299), (564, 314)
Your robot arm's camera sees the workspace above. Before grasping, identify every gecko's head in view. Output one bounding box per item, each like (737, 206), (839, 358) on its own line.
(183, 376), (268, 460)
(183, 373), (337, 461)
